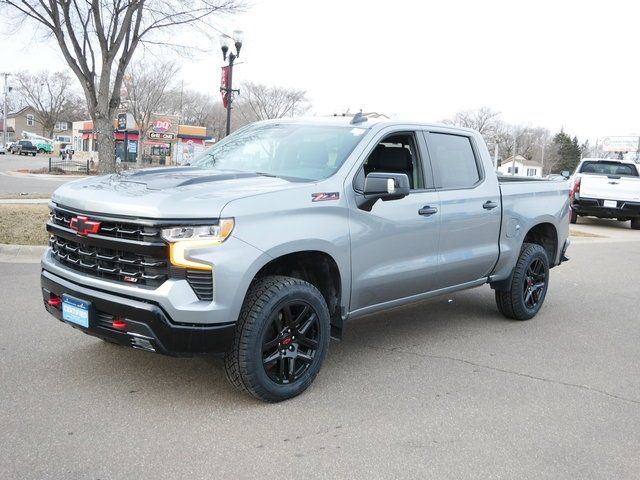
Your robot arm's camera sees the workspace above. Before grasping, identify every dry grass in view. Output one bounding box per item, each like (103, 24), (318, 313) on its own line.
(0, 204), (50, 245)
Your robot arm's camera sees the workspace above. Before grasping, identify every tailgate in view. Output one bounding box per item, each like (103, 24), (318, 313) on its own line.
(580, 175), (640, 202)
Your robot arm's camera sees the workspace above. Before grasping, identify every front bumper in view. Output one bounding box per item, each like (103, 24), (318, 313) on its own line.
(572, 197), (640, 219)
(41, 269), (236, 356)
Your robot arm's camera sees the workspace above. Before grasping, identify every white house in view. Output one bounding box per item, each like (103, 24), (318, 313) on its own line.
(497, 155), (543, 177)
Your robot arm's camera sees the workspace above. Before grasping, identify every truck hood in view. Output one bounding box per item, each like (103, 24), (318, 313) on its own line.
(51, 167), (301, 218)
(579, 174), (640, 202)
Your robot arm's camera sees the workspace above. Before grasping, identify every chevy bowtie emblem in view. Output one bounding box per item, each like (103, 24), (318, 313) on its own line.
(69, 215), (101, 236)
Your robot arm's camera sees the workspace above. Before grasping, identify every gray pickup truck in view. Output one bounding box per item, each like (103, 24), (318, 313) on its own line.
(41, 118), (570, 401)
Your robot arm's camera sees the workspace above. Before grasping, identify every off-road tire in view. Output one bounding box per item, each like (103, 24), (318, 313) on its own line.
(495, 243), (550, 321)
(224, 275), (330, 402)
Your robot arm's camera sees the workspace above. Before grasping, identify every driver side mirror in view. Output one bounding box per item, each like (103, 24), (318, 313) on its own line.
(356, 172), (411, 211)
(561, 170), (571, 179)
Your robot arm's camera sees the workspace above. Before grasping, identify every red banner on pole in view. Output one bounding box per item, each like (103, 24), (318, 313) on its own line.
(220, 66), (230, 108)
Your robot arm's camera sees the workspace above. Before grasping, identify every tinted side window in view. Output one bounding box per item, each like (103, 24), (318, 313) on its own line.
(428, 133), (480, 189)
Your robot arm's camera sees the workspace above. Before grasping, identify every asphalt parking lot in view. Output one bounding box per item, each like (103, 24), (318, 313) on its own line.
(1, 226), (639, 479)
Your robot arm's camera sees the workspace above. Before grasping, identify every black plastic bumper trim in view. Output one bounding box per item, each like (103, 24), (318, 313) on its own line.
(41, 269), (235, 357)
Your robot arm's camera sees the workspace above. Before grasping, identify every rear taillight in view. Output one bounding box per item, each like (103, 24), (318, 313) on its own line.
(570, 177), (581, 200)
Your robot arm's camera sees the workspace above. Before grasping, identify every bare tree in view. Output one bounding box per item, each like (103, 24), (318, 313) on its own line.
(159, 88), (227, 141)
(2, 0), (243, 173)
(236, 82), (311, 123)
(122, 59), (177, 166)
(15, 71), (84, 138)
(443, 106), (502, 139)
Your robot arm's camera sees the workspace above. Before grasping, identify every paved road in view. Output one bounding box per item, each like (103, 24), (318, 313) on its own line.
(1, 239), (639, 479)
(0, 153), (80, 194)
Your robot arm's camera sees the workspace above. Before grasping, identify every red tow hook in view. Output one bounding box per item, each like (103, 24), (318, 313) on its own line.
(47, 295), (62, 307)
(112, 319), (128, 330)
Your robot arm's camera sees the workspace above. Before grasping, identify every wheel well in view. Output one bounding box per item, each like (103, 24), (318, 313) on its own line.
(253, 250), (342, 328)
(523, 223), (557, 265)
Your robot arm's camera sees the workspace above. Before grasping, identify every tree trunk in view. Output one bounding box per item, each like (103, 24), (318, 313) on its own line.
(136, 120), (145, 169)
(94, 111), (116, 174)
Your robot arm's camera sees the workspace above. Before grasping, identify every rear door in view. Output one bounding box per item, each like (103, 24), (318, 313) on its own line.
(424, 131), (501, 289)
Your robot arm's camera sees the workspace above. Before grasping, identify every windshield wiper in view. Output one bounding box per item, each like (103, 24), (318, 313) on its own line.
(254, 171), (278, 178)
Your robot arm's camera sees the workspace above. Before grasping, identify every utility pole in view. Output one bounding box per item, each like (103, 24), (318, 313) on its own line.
(540, 134), (546, 175)
(2, 73), (11, 147)
(511, 134), (517, 176)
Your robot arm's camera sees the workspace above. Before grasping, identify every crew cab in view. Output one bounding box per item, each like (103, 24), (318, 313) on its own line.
(10, 140), (38, 156)
(41, 118), (570, 402)
(569, 158), (640, 229)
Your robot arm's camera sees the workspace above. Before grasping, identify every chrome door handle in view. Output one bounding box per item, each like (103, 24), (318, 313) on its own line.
(483, 201), (498, 210)
(418, 206), (438, 216)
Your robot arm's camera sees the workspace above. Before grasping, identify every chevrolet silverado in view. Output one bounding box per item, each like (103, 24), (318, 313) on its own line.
(41, 117), (570, 402)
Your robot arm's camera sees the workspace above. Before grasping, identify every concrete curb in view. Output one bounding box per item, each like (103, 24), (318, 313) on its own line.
(0, 199), (50, 204)
(0, 244), (46, 263)
(0, 171), (88, 180)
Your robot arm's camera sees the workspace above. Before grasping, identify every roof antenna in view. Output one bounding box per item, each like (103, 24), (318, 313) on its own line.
(350, 109), (367, 125)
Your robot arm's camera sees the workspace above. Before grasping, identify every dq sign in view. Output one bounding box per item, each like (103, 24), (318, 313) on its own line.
(148, 114), (179, 141)
(151, 119), (172, 133)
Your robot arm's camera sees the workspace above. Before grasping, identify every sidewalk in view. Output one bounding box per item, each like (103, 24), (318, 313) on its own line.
(0, 170), (88, 180)
(0, 198), (50, 204)
(0, 244), (46, 263)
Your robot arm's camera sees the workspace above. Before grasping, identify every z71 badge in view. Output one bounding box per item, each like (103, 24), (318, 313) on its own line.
(311, 192), (340, 202)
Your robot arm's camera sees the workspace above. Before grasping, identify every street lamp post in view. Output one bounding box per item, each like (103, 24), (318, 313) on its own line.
(219, 30), (244, 137)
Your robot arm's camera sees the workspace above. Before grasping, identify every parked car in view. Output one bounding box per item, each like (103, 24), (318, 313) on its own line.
(0, 144), (5, 154)
(569, 158), (640, 229)
(59, 144), (75, 157)
(10, 140), (38, 156)
(34, 141), (53, 154)
(41, 118), (570, 402)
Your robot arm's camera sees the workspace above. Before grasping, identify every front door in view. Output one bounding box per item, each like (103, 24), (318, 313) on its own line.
(348, 129), (441, 312)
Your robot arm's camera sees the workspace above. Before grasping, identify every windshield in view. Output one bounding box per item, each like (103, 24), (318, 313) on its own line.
(579, 161), (639, 176)
(191, 123), (366, 181)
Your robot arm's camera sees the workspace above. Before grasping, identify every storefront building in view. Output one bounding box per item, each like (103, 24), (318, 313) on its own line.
(72, 117), (211, 165)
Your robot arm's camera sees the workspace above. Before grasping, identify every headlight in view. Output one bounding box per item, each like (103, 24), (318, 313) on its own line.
(162, 219), (234, 270)
(161, 219), (234, 243)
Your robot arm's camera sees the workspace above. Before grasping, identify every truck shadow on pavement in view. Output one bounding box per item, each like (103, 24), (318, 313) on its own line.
(57, 287), (511, 405)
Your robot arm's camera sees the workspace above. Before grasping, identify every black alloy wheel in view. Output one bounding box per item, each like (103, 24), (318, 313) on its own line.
(224, 275), (330, 402)
(523, 258), (546, 309)
(261, 301), (320, 385)
(495, 242), (550, 321)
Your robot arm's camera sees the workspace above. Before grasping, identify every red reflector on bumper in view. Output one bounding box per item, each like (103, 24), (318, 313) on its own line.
(47, 296), (62, 307)
(112, 319), (127, 330)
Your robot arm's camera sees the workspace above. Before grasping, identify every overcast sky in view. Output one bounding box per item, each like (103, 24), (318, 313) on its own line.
(1, 0), (638, 142)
